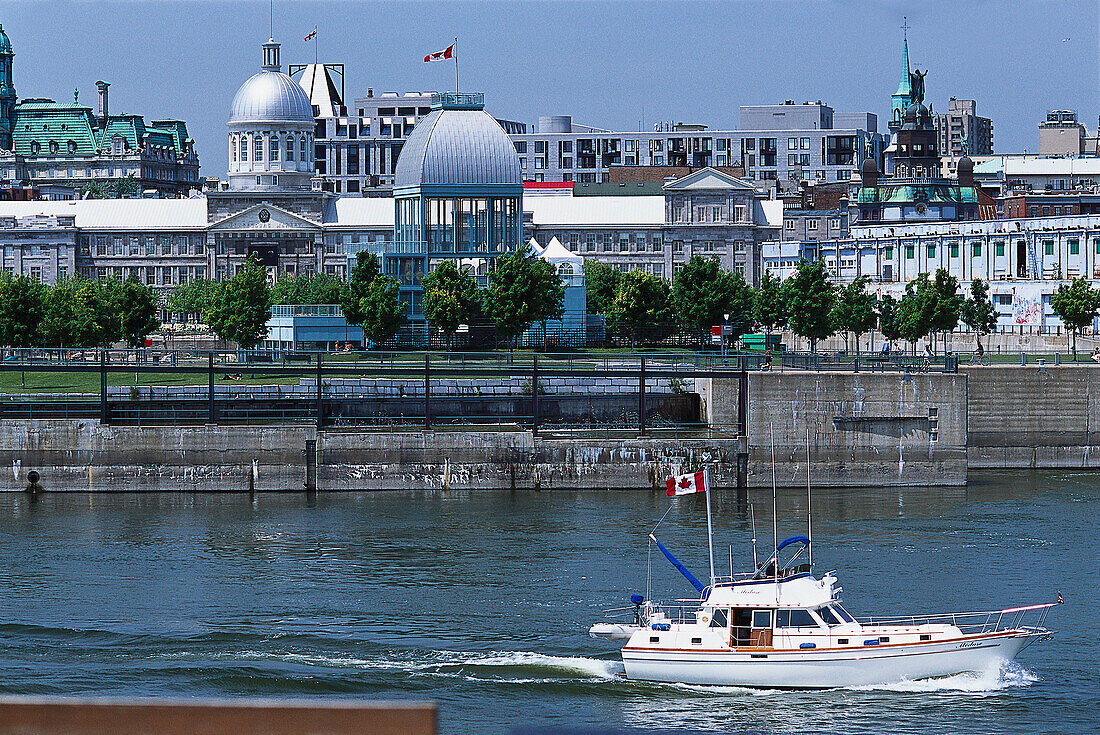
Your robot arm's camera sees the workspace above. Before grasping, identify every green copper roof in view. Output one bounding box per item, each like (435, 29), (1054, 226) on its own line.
(893, 38), (911, 97)
(11, 102), (100, 156)
(858, 184), (978, 204)
(0, 24), (12, 56)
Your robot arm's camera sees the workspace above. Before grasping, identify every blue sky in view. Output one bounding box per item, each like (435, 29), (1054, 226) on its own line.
(3, 0), (1097, 178)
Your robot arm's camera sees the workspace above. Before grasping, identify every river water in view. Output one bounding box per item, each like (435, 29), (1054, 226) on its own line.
(0, 472), (1093, 734)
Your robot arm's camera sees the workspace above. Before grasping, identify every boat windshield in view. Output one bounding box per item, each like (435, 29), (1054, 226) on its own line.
(818, 606), (842, 626)
(830, 604), (856, 623)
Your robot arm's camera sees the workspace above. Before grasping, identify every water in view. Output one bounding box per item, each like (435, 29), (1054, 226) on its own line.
(0, 472), (1093, 734)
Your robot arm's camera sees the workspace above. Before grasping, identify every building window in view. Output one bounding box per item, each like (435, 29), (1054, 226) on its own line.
(29, 266), (41, 281)
(950, 243), (959, 258)
(301, 138), (307, 161)
(972, 242), (981, 257)
(806, 219), (819, 230)
(885, 246), (893, 261)
(1094, 238), (1100, 255)
(1044, 240), (1054, 256)
(270, 135), (280, 161)
(785, 220), (795, 231)
(905, 245), (915, 259)
(995, 241), (1005, 257)
(286, 136), (294, 161)
(1069, 239), (1080, 255)
(240, 136), (248, 162)
(927, 245), (936, 258)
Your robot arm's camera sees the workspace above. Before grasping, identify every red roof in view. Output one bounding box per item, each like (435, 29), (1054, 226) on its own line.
(523, 180), (574, 190)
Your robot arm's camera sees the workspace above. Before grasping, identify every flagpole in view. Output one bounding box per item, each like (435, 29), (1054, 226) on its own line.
(454, 36), (459, 93)
(705, 468), (715, 591)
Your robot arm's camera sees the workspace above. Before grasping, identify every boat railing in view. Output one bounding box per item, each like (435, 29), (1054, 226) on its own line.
(856, 602), (1057, 635)
(596, 602), (699, 627)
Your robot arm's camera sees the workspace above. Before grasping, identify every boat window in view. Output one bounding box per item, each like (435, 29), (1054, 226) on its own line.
(709, 608), (728, 628)
(832, 605), (856, 623)
(752, 610), (772, 629)
(819, 606), (842, 626)
(776, 609), (820, 628)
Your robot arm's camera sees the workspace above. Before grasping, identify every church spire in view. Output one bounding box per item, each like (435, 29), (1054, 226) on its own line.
(889, 19), (914, 133)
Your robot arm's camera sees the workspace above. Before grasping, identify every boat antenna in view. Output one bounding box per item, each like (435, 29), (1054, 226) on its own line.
(770, 424), (779, 599)
(750, 503), (759, 570)
(704, 468), (716, 591)
(806, 423), (813, 568)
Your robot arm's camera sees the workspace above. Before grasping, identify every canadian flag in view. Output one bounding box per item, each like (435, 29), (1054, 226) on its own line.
(424, 43), (455, 62)
(666, 469), (709, 496)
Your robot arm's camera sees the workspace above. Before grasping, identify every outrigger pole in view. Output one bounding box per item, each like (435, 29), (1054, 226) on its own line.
(770, 425), (779, 598)
(806, 424), (813, 568)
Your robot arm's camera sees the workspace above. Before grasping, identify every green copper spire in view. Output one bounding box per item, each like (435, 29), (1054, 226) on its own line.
(0, 23), (15, 151)
(889, 21), (914, 132)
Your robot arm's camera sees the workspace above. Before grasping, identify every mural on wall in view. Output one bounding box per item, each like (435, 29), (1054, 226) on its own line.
(1014, 295), (1042, 325)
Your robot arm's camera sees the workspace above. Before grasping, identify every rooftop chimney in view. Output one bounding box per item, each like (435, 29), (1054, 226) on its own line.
(95, 80), (109, 127)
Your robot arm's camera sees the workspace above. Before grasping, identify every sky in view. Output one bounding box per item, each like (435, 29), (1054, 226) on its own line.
(3, 0), (1098, 178)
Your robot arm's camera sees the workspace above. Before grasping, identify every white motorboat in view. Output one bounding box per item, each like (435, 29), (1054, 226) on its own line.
(590, 463), (1057, 689)
(600, 535), (1056, 688)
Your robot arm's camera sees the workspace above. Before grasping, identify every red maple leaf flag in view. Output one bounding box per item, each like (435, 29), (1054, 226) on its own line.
(666, 469), (709, 496)
(424, 43), (455, 62)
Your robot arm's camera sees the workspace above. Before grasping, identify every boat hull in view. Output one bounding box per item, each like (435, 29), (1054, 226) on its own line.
(621, 632), (1037, 688)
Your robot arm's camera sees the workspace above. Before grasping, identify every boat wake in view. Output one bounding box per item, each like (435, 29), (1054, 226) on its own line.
(173, 648), (625, 684)
(849, 660), (1037, 694)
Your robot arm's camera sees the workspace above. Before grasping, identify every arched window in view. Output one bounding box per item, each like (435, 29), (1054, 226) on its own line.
(49, 141), (58, 154)
(240, 135), (248, 162)
(67, 141), (77, 154)
(270, 135), (279, 161)
(286, 135), (295, 161)
(300, 136), (307, 162)
(231, 135), (237, 162)
(557, 263), (574, 276)
(253, 134), (263, 162)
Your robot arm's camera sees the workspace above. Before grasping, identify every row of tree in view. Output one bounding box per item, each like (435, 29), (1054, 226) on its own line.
(0, 273), (160, 348)
(165, 243), (566, 349)
(585, 256), (1009, 353)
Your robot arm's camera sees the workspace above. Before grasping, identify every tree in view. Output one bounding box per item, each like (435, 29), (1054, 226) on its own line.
(959, 278), (999, 352)
(605, 270), (672, 345)
(1050, 277), (1098, 360)
(271, 273), (346, 306)
(896, 274), (936, 352)
(832, 275), (878, 354)
(583, 260), (622, 315)
(167, 278), (219, 323)
(928, 268), (962, 353)
(753, 269), (787, 337)
(118, 277), (161, 347)
(109, 173), (140, 199)
(205, 256), (273, 350)
(671, 255), (753, 337)
(422, 260), (480, 344)
(0, 273), (46, 347)
(878, 294), (902, 346)
(482, 243), (565, 346)
(358, 275), (406, 347)
(780, 260), (836, 352)
(341, 251), (381, 326)
(40, 276), (121, 347)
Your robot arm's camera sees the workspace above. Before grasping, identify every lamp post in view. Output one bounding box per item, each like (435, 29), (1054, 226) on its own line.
(723, 312), (730, 359)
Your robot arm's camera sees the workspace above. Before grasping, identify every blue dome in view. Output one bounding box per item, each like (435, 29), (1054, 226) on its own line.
(395, 104), (522, 190)
(228, 71), (313, 126)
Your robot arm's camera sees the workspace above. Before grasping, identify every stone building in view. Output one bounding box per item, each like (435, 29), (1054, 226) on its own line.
(0, 24), (200, 197)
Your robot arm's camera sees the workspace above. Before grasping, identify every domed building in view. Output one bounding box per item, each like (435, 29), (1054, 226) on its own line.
(390, 92), (523, 321)
(226, 39), (316, 191)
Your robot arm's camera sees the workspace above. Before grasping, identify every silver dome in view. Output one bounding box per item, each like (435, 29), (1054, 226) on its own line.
(395, 107), (522, 189)
(228, 71), (314, 126)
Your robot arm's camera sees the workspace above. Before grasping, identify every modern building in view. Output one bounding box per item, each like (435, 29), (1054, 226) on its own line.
(0, 24), (200, 196)
(933, 98), (993, 157)
(508, 102), (883, 186)
(297, 63), (526, 197)
(1037, 110), (1088, 156)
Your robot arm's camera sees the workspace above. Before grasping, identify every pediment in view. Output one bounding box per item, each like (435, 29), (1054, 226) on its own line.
(664, 167), (757, 192)
(208, 203), (321, 232)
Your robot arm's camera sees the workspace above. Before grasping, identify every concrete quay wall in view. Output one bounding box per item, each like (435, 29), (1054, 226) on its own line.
(0, 420), (742, 492)
(701, 371), (967, 487)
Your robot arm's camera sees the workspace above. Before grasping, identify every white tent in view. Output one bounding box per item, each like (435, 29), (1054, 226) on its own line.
(538, 236), (583, 279)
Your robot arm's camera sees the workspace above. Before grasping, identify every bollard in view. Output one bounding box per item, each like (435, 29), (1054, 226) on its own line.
(1037, 359), (1046, 373)
(25, 470), (42, 495)
(1055, 352), (1060, 366)
(304, 440), (317, 492)
(1021, 352), (1027, 365)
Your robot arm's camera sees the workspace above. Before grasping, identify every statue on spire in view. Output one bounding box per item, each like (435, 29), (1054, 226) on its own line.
(909, 69), (927, 105)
